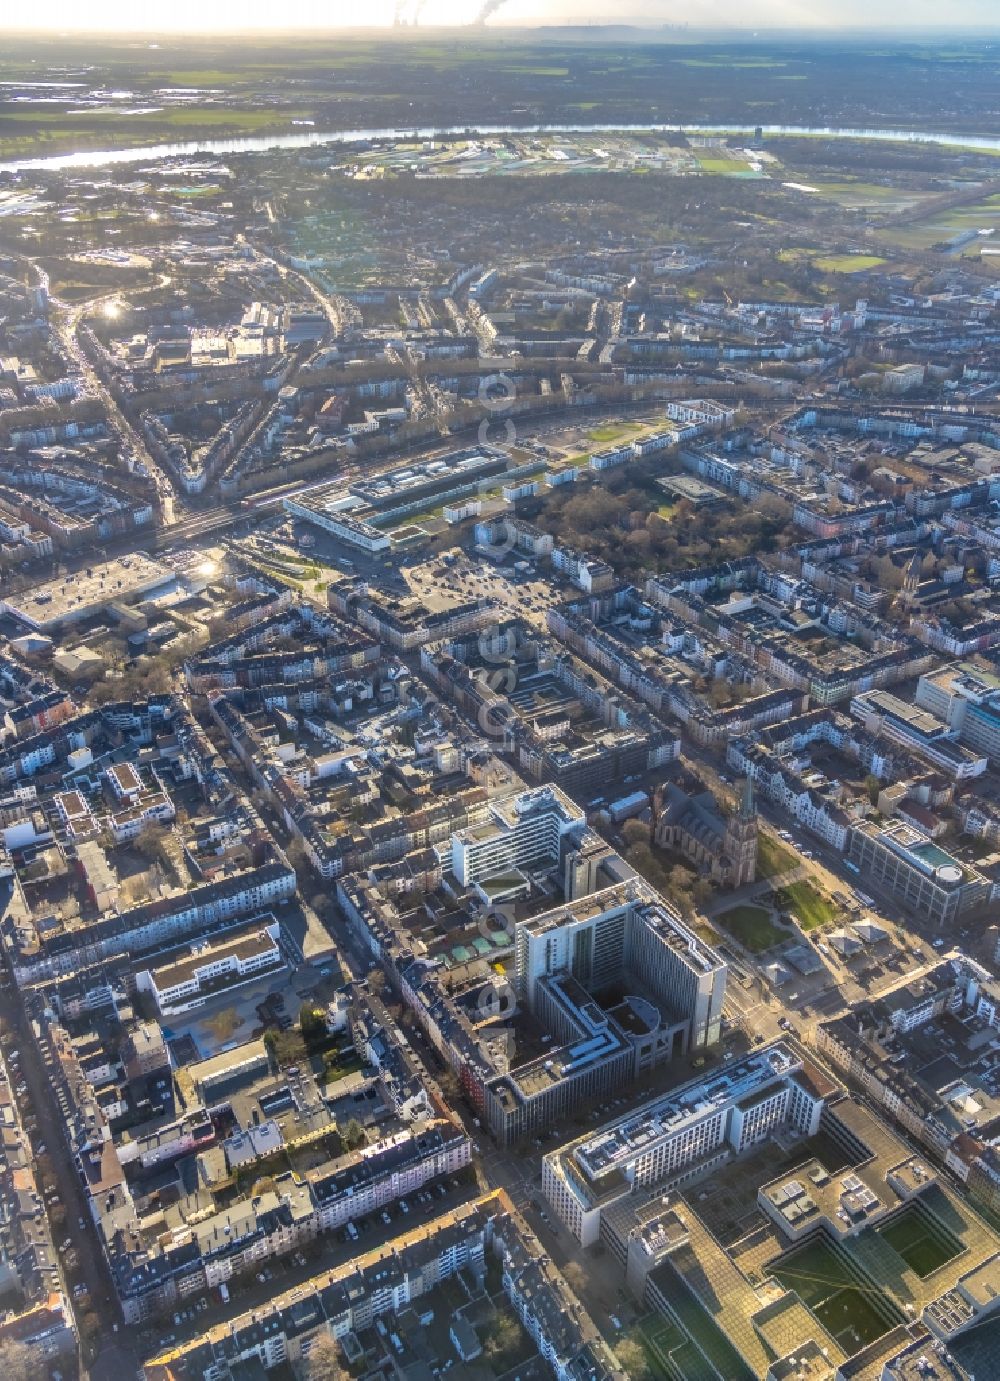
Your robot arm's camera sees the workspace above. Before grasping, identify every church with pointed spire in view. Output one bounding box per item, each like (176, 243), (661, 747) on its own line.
(654, 774), (758, 889)
(722, 774), (759, 888)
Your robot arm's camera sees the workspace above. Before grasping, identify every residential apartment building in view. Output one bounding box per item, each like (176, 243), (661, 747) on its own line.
(916, 661), (1000, 764)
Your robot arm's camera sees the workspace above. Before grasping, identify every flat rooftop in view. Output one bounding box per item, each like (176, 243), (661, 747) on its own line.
(571, 1043), (799, 1184)
(1, 553), (172, 628)
(149, 923), (280, 993)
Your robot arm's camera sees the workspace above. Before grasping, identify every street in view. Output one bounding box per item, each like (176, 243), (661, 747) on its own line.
(0, 989), (128, 1378)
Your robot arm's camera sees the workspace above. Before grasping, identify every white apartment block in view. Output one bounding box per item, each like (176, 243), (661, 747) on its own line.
(136, 919), (283, 1015)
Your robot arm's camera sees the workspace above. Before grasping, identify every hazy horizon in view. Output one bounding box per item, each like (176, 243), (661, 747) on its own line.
(3, 0), (1000, 34)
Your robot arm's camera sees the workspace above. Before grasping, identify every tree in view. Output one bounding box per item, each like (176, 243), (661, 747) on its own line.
(299, 1003), (327, 1045)
(615, 1337), (654, 1381)
(560, 1259), (588, 1295)
(310, 892), (334, 920)
(0, 1340), (45, 1381)
(865, 774), (881, 807)
(667, 864), (696, 918)
(134, 823), (174, 871)
(483, 1311), (522, 1364)
(285, 836), (310, 875)
(305, 1331), (348, 1381)
(342, 1117), (365, 1149)
(80, 1310), (101, 1344)
(692, 876), (715, 909)
(621, 818), (650, 849)
(266, 1026), (309, 1068)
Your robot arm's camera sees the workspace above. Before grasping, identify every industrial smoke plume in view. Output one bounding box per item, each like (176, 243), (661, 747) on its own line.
(475, 0), (510, 22)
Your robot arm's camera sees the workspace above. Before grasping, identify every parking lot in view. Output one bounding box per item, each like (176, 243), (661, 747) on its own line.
(404, 551), (560, 635)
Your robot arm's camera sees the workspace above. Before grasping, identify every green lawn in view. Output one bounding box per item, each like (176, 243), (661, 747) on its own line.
(588, 422), (642, 444)
(757, 834), (798, 879)
(717, 904), (786, 953)
(680, 58), (789, 68)
(507, 65), (571, 77)
(773, 881), (837, 931)
(880, 1208), (961, 1279)
(696, 156), (750, 174)
(635, 1316), (685, 1380)
(772, 1239), (896, 1352)
(653, 1268), (755, 1380)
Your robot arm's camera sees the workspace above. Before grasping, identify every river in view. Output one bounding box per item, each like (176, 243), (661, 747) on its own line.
(2, 120), (1000, 176)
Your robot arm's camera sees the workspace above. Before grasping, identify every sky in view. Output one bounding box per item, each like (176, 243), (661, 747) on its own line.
(4, 0), (1000, 28)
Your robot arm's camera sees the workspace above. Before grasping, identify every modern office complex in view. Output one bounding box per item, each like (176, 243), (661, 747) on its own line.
(451, 783), (586, 890)
(514, 881), (726, 1051)
(847, 819), (991, 925)
(543, 1044), (822, 1249)
(479, 881), (728, 1145)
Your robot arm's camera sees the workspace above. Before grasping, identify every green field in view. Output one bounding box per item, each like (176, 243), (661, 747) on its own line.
(777, 246), (887, 272)
(772, 1239), (896, 1352)
(696, 156), (751, 174)
(773, 881), (837, 931)
(717, 904), (785, 953)
(813, 254), (888, 272)
(757, 834), (799, 879)
(633, 1315), (721, 1381)
(680, 58), (790, 68)
(654, 1268), (756, 1380)
(879, 1207), (962, 1279)
(0, 103), (311, 160)
(882, 193), (1000, 250)
(587, 422), (643, 444)
(808, 180), (925, 213)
